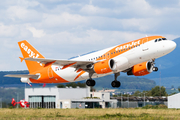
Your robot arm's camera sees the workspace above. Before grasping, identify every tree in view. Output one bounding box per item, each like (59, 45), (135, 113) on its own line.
(57, 84), (65, 88)
(133, 86), (167, 97)
(151, 86), (167, 96)
(133, 90), (142, 96)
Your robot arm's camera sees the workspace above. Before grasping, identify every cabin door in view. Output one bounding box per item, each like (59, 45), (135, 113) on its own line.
(48, 67), (54, 79)
(142, 38), (148, 51)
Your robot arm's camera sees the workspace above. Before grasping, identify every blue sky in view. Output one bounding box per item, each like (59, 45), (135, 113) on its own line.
(1, 0), (180, 71)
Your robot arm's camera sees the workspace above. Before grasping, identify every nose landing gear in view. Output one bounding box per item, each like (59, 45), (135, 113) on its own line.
(153, 67), (158, 71)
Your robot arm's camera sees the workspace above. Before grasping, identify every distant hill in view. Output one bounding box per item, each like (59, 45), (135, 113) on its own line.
(0, 70), (28, 85)
(93, 75), (156, 90)
(0, 71), (156, 91)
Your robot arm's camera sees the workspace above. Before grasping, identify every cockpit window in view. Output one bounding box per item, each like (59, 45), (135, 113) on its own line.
(162, 38), (167, 40)
(155, 38), (167, 42)
(158, 38), (162, 41)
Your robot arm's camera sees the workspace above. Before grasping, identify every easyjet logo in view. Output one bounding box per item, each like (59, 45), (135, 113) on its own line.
(115, 40), (140, 51)
(21, 43), (39, 58)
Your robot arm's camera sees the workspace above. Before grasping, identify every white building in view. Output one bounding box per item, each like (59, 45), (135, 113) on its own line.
(168, 93), (180, 109)
(25, 87), (117, 109)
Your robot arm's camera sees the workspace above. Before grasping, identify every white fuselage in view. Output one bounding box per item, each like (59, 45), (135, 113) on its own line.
(52, 39), (176, 82)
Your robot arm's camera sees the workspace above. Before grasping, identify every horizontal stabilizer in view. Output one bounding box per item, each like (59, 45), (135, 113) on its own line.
(4, 74), (39, 79)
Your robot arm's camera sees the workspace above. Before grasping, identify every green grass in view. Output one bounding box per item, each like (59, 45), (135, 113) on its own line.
(0, 108), (180, 120)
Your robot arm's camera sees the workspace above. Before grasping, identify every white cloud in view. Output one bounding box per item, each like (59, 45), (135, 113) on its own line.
(80, 4), (109, 15)
(6, 6), (42, 22)
(42, 12), (88, 28)
(27, 26), (45, 38)
(0, 23), (19, 37)
(0, 0), (180, 71)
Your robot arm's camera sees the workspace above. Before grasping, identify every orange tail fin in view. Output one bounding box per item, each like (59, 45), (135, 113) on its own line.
(18, 40), (45, 74)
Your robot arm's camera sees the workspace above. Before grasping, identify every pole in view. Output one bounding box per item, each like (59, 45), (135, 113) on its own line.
(144, 93), (145, 107)
(16, 92), (18, 108)
(121, 93), (122, 108)
(159, 64), (161, 97)
(128, 95), (129, 108)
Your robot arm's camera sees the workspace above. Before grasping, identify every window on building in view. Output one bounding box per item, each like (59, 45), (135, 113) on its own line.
(102, 94), (104, 99)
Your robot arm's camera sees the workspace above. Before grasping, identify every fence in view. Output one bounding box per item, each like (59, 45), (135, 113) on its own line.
(117, 101), (167, 108)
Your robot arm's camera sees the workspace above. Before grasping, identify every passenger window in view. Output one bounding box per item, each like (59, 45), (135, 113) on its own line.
(155, 39), (157, 42)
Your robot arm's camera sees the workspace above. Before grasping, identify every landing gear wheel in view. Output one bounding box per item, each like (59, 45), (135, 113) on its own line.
(86, 79), (96, 86)
(153, 67), (158, 72)
(111, 81), (121, 88)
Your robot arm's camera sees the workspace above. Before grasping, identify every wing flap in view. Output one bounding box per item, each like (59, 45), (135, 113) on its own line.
(4, 74), (39, 79)
(25, 58), (94, 68)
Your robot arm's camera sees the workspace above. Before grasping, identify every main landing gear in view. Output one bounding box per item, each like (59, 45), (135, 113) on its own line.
(86, 72), (96, 87)
(111, 72), (121, 88)
(86, 79), (96, 86)
(86, 72), (121, 88)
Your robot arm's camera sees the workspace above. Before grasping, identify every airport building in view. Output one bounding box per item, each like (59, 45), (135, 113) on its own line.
(25, 87), (117, 109)
(168, 93), (180, 109)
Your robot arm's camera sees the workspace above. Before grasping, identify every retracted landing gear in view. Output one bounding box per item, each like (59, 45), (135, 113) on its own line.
(111, 72), (121, 88)
(86, 72), (96, 87)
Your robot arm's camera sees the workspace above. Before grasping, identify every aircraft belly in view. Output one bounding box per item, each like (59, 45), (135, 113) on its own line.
(52, 66), (83, 82)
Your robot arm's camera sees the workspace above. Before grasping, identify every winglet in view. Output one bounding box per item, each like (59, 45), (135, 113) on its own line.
(19, 57), (24, 62)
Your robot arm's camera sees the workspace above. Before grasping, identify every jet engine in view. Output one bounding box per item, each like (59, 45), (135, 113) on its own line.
(93, 56), (129, 74)
(93, 59), (115, 74)
(127, 61), (153, 76)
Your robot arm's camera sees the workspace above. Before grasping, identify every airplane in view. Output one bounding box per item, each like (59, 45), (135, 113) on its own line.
(5, 36), (176, 87)
(11, 98), (30, 108)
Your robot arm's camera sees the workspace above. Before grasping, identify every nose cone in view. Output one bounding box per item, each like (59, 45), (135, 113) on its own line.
(169, 40), (176, 51)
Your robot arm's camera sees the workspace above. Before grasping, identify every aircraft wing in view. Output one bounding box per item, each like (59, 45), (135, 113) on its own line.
(25, 58), (95, 68)
(4, 74), (39, 79)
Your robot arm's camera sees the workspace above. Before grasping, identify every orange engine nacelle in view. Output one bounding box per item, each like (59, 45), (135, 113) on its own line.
(127, 61), (153, 76)
(93, 59), (115, 74)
